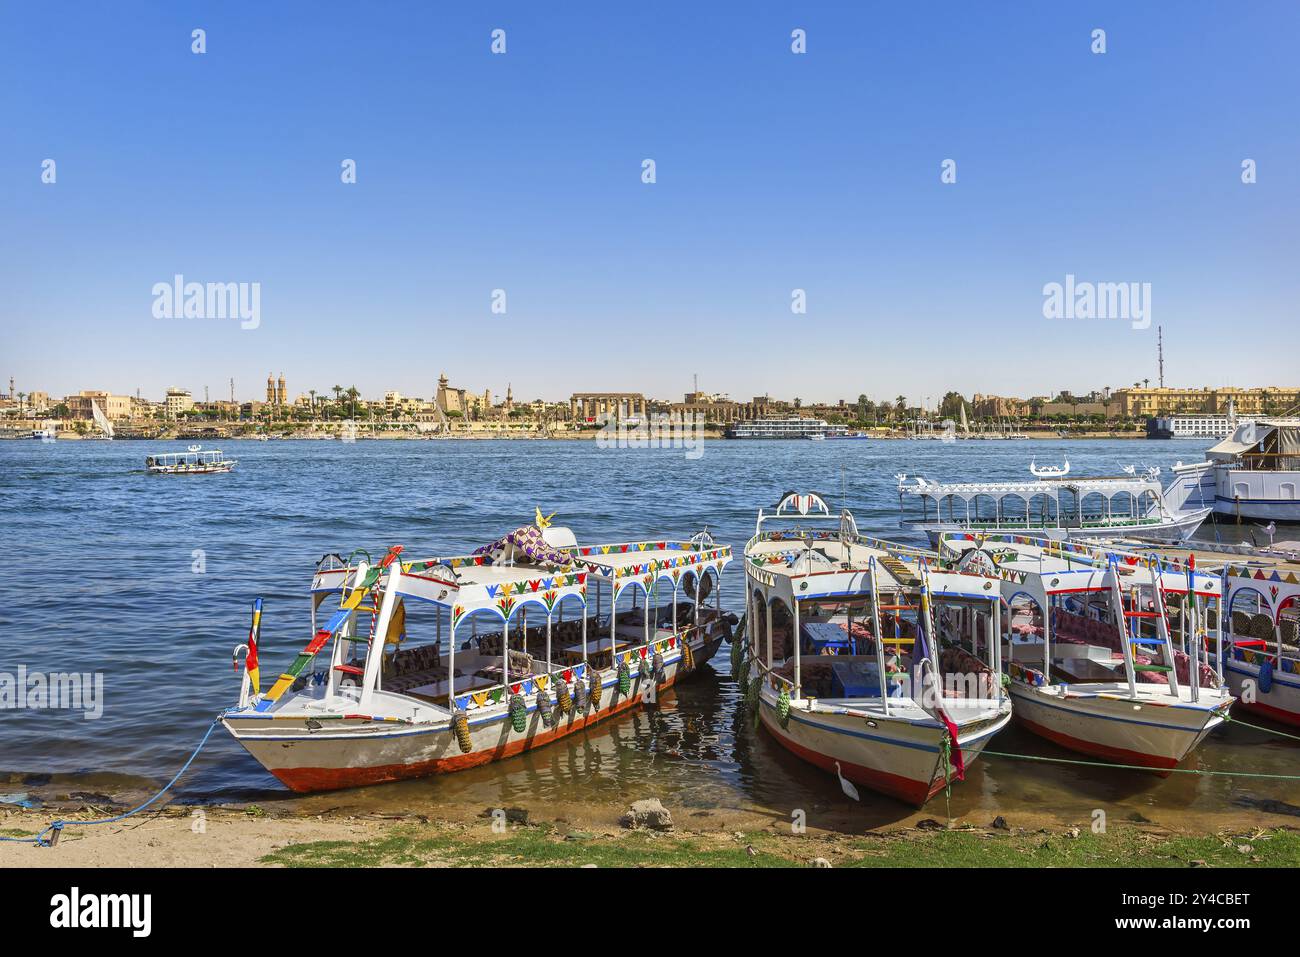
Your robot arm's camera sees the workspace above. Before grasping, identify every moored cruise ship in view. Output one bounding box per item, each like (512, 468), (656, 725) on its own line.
(1208, 418), (1300, 523)
(726, 416), (830, 439)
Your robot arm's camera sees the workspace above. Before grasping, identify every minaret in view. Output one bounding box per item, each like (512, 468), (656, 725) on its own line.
(277, 373), (287, 405)
(266, 373), (275, 404)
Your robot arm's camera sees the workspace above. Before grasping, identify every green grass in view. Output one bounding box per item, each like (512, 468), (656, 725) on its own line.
(261, 825), (796, 868)
(260, 823), (1300, 869)
(845, 828), (1300, 868)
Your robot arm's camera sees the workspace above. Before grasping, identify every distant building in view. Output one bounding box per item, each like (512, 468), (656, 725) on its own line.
(437, 373), (489, 418)
(971, 394), (1031, 418)
(669, 393), (774, 424)
(164, 387), (194, 420)
(65, 390), (133, 421)
(570, 392), (649, 422)
(266, 373), (287, 406)
(1113, 386), (1300, 418)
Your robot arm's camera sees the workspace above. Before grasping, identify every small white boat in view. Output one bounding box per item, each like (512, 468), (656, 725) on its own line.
(741, 492), (1011, 806)
(939, 534), (1232, 769)
(898, 460), (1214, 543)
(1029, 458), (1069, 478)
(222, 514), (734, 791)
(146, 445), (237, 474)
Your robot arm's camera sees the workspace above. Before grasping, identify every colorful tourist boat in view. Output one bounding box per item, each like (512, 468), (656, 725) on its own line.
(740, 492), (1012, 806)
(145, 445), (237, 474)
(1214, 558), (1300, 726)
(937, 533), (1232, 770)
(221, 512), (734, 791)
(897, 460), (1214, 543)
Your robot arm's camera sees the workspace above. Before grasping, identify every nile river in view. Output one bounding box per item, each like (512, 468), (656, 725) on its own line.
(2, 437), (1295, 827)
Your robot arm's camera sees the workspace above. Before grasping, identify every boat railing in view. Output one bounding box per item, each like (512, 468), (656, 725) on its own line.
(1231, 452), (1300, 472)
(450, 618), (712, 714)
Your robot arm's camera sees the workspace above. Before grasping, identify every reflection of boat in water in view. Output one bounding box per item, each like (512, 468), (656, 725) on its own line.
(222, 514), (735, 792)
(939, 534), (1231, 769)
(146, 445), (237, 474)
(740, 491), (1011, 806)
(897, 459), (1213, 543)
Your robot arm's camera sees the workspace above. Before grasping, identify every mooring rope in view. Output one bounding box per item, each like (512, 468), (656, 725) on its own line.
(0, 711), (228, 848)
(980, 748), (1300, 780)
(1224, 714), (1300, 744)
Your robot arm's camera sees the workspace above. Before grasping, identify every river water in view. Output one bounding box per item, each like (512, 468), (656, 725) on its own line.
(2, 437), (1294, 828)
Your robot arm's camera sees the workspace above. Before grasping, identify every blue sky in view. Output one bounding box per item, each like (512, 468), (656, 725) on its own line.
(3, 2), (1297, 406)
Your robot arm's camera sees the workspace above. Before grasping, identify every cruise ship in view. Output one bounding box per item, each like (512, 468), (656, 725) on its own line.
(725, 415), (830, 439)
(1147, 414), (1240, 439)
(1208, 418), (1300, 522)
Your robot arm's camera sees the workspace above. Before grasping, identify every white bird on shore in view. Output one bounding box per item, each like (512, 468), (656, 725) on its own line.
(834, 761), (860, 801)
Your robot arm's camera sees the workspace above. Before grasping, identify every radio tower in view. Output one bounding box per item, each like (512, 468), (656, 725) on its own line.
(1157, 326), (1164, 389)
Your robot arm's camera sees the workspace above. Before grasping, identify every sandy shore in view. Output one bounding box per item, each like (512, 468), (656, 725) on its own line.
(3, 797), (1296, 868)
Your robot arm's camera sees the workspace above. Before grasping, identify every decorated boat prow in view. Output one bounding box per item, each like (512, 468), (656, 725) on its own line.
(221, 512), (734, 792)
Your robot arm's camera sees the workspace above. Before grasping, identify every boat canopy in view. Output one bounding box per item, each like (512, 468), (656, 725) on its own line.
(311, 537), (732, 625)
(1209, 419), (1300, 460)
(937, 533), (1223, 600)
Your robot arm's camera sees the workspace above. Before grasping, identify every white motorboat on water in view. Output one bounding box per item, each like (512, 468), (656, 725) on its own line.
(938, 534), (1232, 769)
(739, 492), (1011, 806)
(897, 459), (1214, 543)
(146, 445), (237, 474)
(222, 512), (735, 792)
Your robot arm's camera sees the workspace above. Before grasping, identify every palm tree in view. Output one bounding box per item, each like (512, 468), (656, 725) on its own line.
(346, 386), (361, 418)
(309, 389), (317, 416)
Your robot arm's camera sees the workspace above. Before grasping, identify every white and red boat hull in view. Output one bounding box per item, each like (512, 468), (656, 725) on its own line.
(225, 633), (724, 792)
(756, 690), (1012, 806)
(1009, 681), (1230, 770)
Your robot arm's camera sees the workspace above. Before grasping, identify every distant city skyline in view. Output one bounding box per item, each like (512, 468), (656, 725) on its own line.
(5, 4), (1298, 400)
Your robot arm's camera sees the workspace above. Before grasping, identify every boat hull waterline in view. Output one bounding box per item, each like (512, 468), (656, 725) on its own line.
(756, 691), (1013, 806)
(1008, 683), (1230, 771)
(224, 634), (724, 792)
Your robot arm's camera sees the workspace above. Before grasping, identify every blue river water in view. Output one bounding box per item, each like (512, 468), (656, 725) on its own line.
(1, 437), (1293, 826)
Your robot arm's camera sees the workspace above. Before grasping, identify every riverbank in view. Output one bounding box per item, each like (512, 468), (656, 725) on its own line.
(13, 430), (1154, 442)
(3, 798), (1297, 868)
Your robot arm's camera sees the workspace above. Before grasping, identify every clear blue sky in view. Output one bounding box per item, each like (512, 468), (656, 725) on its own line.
(3, 1), (1297, 407)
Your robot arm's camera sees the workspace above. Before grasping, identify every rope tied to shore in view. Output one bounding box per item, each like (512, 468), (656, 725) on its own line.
(1224, 714), (1300, 744)
(0, 710), (230, 848)
(980, 748), (1300, 780)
